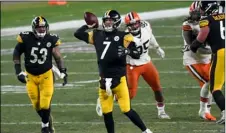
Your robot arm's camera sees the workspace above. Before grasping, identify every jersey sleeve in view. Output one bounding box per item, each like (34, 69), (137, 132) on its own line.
(123, 33), (134, 48)
(199, 17), (210, 28)
(16, 34), (23, 43)
(50, 34), (62, 47)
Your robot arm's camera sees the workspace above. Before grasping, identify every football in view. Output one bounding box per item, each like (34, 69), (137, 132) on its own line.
(84, 12), (99, 28)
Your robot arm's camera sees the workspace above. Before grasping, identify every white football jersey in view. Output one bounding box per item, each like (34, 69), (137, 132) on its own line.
(182, 21), (211, 65)
(126, 21), (158, 66)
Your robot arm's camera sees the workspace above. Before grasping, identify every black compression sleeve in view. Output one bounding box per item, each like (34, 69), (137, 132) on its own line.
(74, 25), (89, 43)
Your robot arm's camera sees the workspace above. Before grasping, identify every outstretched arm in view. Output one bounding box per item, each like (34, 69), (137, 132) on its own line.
(74, 25), (94, 44)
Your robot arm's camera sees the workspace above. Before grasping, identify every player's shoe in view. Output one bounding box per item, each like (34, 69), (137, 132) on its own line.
(198, 110), (216, 121)
(49, 115), (55, 133)
(158, 111), (171, 119)
(41, 127), (50, 133)
(96, 97), (103, 117)
(142, 129), (153, 133)
(216, 110), (225, 124)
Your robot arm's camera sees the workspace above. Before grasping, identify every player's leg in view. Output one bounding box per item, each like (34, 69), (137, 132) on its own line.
(114, 76), (152, 133)
(39, 69), (54, 132)
(26, 72), (43, 131)
(186, 64), (216, 121)
(126, 65), (141, 99)
(99, 85), (114, 133)
(209, 48), (225, 124)
(142, 62), (170, 119)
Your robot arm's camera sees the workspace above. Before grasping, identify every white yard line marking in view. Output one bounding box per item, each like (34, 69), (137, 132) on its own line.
(1, 121), (217, 125)
(1, 102), (206, 107)
(1, 71), (188, 76)
(1, 8), (188, 36)
(1, 85), (200, 94)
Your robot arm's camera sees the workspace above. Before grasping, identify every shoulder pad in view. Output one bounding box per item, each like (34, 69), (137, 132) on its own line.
(17, 31), (32, 43)
(182, 22), (192, 31)
(48, 33), (61, 46)
(199, 19), (209, 28)
(123, 33), (134, 48)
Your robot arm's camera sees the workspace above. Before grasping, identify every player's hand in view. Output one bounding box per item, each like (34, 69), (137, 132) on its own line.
(87, 23), (97, 29)
(17, 71), (27, 84)
(60, 68), (68, 86)
(156, 47), (165, 58)
(118, 46), (130, 57)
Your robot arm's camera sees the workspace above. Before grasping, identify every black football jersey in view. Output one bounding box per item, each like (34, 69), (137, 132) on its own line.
(91, 30), (129, 78)
(199, 13), (225, 53)
(16, 31), (61, 75)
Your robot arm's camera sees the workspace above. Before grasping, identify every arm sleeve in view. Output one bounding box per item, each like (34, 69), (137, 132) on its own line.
(74, 25), (94, 44)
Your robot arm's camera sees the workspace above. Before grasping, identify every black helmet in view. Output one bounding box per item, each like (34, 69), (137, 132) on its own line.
(31, 16), (49, 38)
(199, 1), (219, 16)
(102, 10), (121, 32)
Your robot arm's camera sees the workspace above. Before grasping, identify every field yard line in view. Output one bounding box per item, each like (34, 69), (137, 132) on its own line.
(1, 57), (183, 63)
(1, 85), (200, 94)
(1, 7), (188, 36)
(1, 121), (217, 125)
(1, 102), (201, 107)
(1, 71), (188, 76)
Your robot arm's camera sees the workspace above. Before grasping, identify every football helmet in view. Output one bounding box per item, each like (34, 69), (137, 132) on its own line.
(199, 1), (219, 16)
(102, 10), (121, 32)
(32, 16), (49, 38)
(189, 1), (201, 21)
(124, 12), (141, 34)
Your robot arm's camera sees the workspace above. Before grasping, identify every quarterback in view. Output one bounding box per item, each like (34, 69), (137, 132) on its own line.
(181, 1), (216, 121)
(13, 16), (67, 133)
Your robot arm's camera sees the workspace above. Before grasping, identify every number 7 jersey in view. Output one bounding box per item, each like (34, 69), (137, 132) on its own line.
(16, 31), (61, 75)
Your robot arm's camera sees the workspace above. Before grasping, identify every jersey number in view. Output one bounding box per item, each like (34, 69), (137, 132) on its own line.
(137, 40), (149, 53)
(101, 41), (111, 59)
(220, 20), (225, 40)
(30, 47), (48, 64)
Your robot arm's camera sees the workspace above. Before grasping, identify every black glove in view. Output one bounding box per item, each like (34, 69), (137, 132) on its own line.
(17, 72), (27, 84)
(118, 46), (130, 57)
(191, 39), (202, 53)
(60, 68), (68, 86)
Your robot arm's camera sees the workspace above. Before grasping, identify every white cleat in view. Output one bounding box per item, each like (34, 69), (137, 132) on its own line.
(158, 111), (171, 119)
(96, 98), (103, 117)
(216, 110), (225, 124)
(142, 129), (153, 133)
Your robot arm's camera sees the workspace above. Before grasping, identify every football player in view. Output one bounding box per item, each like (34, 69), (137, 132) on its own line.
(181, 1), (216, 121)
(123, 11), (170, 119)
(13, 16), (68, 133)
(190, 1), (225, 124)
(74, 10), (152, 133)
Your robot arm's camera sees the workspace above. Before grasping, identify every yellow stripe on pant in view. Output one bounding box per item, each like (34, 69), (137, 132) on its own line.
(26, 69), (54, 110)
(99, 76), (131, 114)
(210, 48), (225, 92)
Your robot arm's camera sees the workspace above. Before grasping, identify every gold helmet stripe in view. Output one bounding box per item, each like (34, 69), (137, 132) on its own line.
(105, 10), (111, 17)
(39, 16), (43, 23)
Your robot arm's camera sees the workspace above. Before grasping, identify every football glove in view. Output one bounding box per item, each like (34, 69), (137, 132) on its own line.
(17, 71), (27, 84)
(156, 47), (165, 58)
(60, 68), (68, 86)
(118, 46), (130, 57)
(87, 23), (97, 29)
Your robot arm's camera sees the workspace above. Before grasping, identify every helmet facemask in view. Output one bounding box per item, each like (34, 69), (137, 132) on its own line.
(32, 16), (49, 38)
(126, 20), (141, 34)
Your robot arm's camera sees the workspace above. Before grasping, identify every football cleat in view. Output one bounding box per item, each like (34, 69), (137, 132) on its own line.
(216, 110), (225, 124)
(158, 111), (171, 119)
(41, 127), (50, 133)
(142, 129), (153, 133)
(199, 110), (216, 121)
(96, 97), (103, 117)
(49, 115), (55, 133)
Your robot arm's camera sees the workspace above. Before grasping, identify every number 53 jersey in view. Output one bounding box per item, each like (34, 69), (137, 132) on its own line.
(16, 31), (61, 75)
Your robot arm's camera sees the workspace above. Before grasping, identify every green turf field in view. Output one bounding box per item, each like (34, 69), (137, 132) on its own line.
(1, 2), (224, 133)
